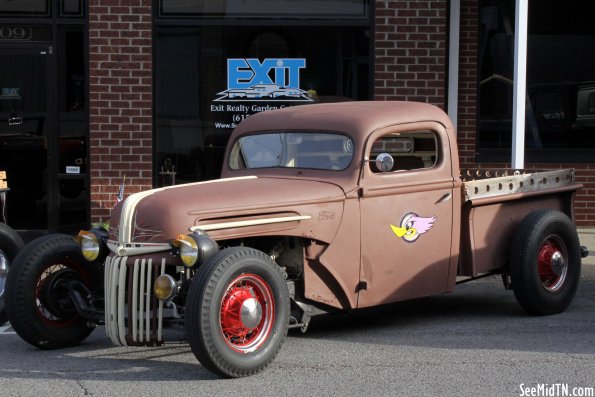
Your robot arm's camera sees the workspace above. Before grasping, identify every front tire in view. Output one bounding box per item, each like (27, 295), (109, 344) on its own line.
(5, 234), (98, 348)
(185, 247), (290, 378)
(0, 222), (25, 325)
(510, 209), (581, 315)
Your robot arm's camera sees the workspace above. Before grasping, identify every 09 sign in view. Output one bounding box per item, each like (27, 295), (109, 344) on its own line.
(0, 26), (32, 41)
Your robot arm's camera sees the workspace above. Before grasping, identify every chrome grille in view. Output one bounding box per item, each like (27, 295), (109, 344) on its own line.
(104, 256), (166, 346)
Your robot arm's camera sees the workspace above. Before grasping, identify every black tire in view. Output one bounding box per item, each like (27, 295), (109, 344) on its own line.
(510, 209), (581, 315)
(185, 247), (290, 378)
(0, 222), (25, 325)
(5, 234), (98, 348)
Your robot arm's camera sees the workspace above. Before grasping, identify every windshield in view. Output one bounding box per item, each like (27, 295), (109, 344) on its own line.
(229, 132), (354, 171)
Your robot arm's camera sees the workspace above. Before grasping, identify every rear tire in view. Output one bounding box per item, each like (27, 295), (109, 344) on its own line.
(0, 222), (24, 325)
(5, 234), (98, 348)
(510, 209), (581, 315)
(185, 247), (290, 378)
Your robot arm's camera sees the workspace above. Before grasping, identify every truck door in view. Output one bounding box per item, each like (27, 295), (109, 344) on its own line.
(358, 123), (455, 307)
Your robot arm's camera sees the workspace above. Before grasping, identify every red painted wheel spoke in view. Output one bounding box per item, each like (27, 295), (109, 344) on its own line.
(219, 273), (275, 353)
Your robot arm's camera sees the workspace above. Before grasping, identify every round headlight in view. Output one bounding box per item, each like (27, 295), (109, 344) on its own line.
(77, 230), (100, 262)
(174, 234), (199, 267)
(154, 274), (177, 301)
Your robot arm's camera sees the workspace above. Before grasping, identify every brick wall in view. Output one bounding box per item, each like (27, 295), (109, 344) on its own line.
(89, 0), (152, 223)
(374, 0), (447, 106)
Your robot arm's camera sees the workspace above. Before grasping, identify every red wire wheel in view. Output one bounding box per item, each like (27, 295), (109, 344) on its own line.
(219, 274), (275, 353)
(537, 236), (568, 292)
(186, 247), (290, 378)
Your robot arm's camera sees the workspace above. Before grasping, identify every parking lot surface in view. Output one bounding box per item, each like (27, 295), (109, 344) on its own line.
(1, 241), (594, 396)
(0, 257), (595, 396)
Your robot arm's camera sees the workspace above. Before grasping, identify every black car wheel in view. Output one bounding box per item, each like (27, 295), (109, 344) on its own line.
(5, 234), (99, 348)
(0, 222), (24, 325)
(510, 209), (581, 315)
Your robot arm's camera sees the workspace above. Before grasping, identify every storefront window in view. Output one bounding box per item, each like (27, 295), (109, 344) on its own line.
(159, 0), (368, 19)
(61, 0), (83, 17)
(0, 0), (50, 17)
(155, 26), (370, 185)
(477, 0), (595, 163)
(0, 1), (84, 18)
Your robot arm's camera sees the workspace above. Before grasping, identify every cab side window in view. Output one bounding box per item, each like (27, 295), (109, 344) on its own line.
(370, 130), (438, 173)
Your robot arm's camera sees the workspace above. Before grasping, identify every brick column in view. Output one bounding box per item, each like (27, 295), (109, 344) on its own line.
(374, 0), (447, 107)
(89, 0), (153, 223)
(457, 0), (478, 167)
(572, 165), (595, 225)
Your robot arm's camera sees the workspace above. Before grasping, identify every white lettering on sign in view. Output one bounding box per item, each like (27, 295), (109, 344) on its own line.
(66, 166), (80, 174)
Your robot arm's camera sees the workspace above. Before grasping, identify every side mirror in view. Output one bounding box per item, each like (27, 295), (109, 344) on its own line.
(375, 153), (394, 172)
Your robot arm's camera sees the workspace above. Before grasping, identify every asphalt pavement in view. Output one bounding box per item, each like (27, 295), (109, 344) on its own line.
(0, 230), (594, 396)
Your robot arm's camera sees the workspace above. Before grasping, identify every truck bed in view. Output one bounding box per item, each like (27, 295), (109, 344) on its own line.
(461, 168), (576, 202)
(458, 168), (581, 277)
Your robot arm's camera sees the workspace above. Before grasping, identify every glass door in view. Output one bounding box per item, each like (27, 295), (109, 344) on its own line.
(0, 47), (51, 232)
(0, 3), (89, 236)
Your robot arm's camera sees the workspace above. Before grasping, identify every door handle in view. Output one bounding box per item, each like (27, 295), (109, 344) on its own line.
(436, 192), (452, 204)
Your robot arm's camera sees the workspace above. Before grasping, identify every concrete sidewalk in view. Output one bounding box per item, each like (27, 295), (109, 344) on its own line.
(578, 228), (595, 266)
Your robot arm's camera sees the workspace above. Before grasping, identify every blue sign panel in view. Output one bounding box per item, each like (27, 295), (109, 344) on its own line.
(216, 58), (312, 102)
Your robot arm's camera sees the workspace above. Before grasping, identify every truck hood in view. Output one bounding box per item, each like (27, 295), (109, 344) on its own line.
(108, 176), (345, 254)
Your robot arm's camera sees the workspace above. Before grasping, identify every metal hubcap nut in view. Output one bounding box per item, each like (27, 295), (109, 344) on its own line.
(240, 298), (263, 329)
(550, 251), (565, 275)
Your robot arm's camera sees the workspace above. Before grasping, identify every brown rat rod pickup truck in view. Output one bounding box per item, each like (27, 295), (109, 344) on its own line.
(5, 101), (590, 377)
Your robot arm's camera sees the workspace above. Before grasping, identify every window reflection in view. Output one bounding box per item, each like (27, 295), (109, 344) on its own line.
(155, 26), (370, 185)
(230, 132), (353, 171)
(0, 0), (49, 16)
(59, 27), (86, 175)
(370, 131), (437, 173)
(478, 0), (595, 162)
(57, 26), (87, 232)
(61, 0), (83, 17)
(0, 53), (48, 230)
(159, 0), (368, 18)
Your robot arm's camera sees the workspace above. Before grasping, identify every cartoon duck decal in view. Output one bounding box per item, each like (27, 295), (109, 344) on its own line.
(390, 212), (436, 243)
